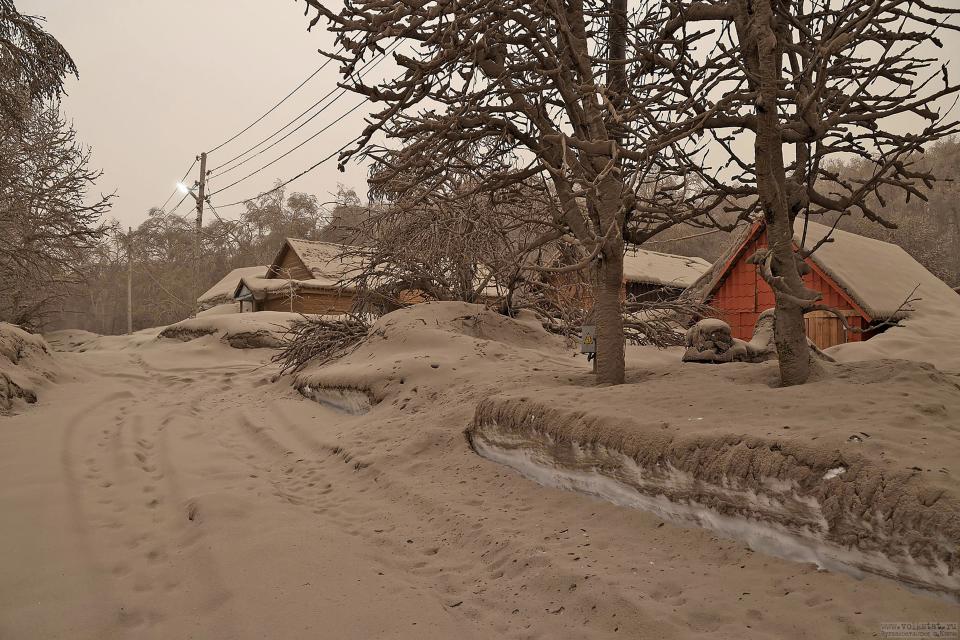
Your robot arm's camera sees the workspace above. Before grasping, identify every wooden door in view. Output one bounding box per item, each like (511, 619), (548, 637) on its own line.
(803, 310), (855, 349)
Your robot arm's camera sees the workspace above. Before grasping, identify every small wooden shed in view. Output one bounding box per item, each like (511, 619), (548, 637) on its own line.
(544, 245), (711, 311)
(233, 239), (361, 315)
(621, 249), (712, 302)
(197, 265), (268, 312)
(701, 219), (942, 349)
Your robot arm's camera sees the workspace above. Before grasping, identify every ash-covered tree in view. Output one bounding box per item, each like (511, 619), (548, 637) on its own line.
(342, 146), (562, 314)
(634, 0), (960, 385)
(0, 108), (112, 327)
(0, 0), (76, 125)
(0, 2), (110, 327)
(300, 0), (714, 384)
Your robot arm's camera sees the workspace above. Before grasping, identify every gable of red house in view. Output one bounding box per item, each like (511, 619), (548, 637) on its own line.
(702, 219), (939, 349)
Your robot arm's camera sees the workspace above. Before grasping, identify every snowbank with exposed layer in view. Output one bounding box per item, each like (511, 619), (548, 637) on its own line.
(826, 276), (960, 373)
(158, 311), (305, 349)
(464, 356), (960, 598)
(0, 323), (58, 413)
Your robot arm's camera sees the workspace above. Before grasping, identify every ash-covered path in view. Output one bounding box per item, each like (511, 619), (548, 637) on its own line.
(0, 337), (474, 640)
(1, 327), (956, 640)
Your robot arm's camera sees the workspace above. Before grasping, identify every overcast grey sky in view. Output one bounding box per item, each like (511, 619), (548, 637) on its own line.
(17, 2), (960, 230)
(19, 1), (373, 229)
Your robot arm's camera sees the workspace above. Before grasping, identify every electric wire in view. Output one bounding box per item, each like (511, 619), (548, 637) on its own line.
(210, 135), (360, 209)
(206, 52), (340, 154)
(139, 262), (188, 306)
(207, 45), (343, 153)
(159, 158), (198, 212)
(207, 41), (399, 177)
(208, 87), (348, 179)
(168, 191), (192, 217)
(156, 44), (396, 223)
(207, 99), (369, 198)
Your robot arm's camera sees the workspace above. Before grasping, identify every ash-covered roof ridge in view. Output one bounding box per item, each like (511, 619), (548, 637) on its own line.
(621, 247), (712, 288)
(795, 220), (953, 320)
(198, 265), (269, 303)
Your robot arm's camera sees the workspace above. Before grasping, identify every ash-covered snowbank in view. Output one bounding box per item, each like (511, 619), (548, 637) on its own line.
(297, 384), (377, 415)
(291, 301), (566, 412)
(826, 271), (960, 373)
(158, 311), (302, 349)
(466, 359), (960, 598)
(0, 323), (58, 413)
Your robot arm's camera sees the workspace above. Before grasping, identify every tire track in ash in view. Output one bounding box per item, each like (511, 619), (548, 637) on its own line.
(165, 374), (624, 639)
(121, 377), (238, 635)
(213, 408), (354, 525)
(215, 399), (508, 626)
(265, 398), (638, 639)
(67, 372), (238, 636)
(60, 389), (158, 632)
(153, 401), (238, 627)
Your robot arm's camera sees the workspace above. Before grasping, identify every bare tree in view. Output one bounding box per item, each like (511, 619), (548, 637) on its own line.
(0, 2), (111, 329)
(0, 0), (77, 125)
(339, 149), (561, 317)
(300, 0), (719, 384)
(633, 0), (960, 385)
(0, 108), (112, 327)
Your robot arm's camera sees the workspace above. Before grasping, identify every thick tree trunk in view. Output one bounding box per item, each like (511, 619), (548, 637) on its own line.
(746, 0), (812, 386)
(764, 195), (811, 386)
(773, 299), (810, 384)
(592, 241), (625, 385)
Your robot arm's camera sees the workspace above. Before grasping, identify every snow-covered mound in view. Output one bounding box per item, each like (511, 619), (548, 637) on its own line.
(46, 327), (163, 353)
(158, 311), (304, 349)
(465, 357), (960, 598)
(0, 323), (58, 413)
(826, 268), (960, 373)
(292, 301), (567, 410)
(196, 302), (241, 317)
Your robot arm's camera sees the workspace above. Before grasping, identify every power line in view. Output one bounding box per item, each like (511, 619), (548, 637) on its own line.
(211, 135), (360, 209)
(207, 99), (369, 198)
(204, 197), (229, 223)
(138, 262), (188, 306)
(160, 158), (198, 211)
(169, 191), (192, 217)
(209, 87), (348, 179)
(150, 45), (398, 226)
(207, 53), (339, 155)
(208, 42), (399, 177)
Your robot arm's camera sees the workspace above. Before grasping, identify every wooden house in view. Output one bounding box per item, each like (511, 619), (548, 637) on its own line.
(233, 239), (362, 315)
(699, 219), (946, 349)
(622, 249), (712, 301)
(546, 246), (711, 311)
(197, 265), (268, 312)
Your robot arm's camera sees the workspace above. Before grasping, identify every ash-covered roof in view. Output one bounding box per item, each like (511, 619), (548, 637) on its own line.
(696, 219), (953, 322)
(621, 248), (711, 288)
(198, 266), (268, 303)
(796, 220), (951, 321)
(282, 239), (365, 286)
(234, 275), (357, 300)
(683, 223), (755, 302)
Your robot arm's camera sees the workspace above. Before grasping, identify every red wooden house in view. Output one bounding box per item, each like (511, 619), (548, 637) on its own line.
(700, 219), (945, 349)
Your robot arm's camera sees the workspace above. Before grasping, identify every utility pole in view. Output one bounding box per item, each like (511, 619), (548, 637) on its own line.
(194, 152), (208, 312)
(127, 226), (133, 334)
